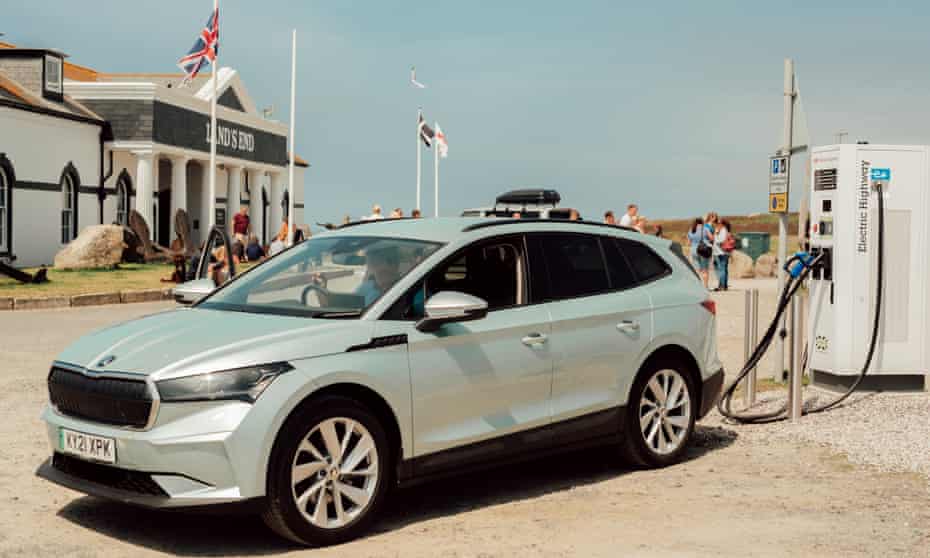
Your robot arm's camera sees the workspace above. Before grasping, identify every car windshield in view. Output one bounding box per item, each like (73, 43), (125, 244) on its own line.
(199, 235), (442, 318)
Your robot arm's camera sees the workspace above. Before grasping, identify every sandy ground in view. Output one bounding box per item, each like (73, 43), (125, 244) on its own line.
(1, 297), (929, 557)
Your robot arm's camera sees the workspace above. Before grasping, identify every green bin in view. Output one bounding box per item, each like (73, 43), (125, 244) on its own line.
(738, 232), (770, 262)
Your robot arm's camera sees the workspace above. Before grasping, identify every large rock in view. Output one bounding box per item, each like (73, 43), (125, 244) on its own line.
(754, 253), (778, 278)
(728, 250), (755, 279)
(54, 225), (124, 270)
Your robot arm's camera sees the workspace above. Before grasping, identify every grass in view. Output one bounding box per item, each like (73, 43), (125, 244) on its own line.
(0, 261), (261, 299)
(0, 263), (177, 299)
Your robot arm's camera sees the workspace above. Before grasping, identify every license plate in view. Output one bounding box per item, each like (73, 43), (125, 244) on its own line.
(59, 428), (116, 464)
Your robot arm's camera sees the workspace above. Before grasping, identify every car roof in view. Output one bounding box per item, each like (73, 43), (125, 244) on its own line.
(321, 217), (671, 248)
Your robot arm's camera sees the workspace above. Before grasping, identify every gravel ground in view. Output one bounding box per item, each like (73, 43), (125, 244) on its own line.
(2, 293), (930, 556)
(715, 389), (930, 489)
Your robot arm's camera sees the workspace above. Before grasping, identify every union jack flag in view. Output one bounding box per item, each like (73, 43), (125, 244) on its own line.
(177, 8), (219, 86)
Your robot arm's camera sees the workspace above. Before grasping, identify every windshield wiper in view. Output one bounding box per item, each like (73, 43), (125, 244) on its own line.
(311, 310), (363, 319)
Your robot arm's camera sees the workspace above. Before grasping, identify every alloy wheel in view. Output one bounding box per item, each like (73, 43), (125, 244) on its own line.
(290, 417), (379, 529)
(638, 368), (691, 455)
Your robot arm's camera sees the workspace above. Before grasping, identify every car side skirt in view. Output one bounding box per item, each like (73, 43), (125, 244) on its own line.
(397, 406), (625, 487)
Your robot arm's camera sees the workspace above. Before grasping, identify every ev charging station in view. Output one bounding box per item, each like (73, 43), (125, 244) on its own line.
(808, 144), (929, 392)
(719, 143), (928, 423)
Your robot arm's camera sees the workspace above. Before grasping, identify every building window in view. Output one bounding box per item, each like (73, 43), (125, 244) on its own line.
(61, 173), (75, 244)
(116, 178), (129, 226)
(0, 166), (8, 252)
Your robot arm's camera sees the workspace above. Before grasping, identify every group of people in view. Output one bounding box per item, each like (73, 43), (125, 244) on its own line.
(603, 204), (663, 236)
(358, 205), (423, 223)
(188, 205), (310, 285)
(686, 212), (733, 291)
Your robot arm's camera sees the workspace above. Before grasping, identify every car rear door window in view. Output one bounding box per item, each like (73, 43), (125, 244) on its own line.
(538, 234), (610, 299)
(601, 236), (638, 290)
(616, 238), (670, 283)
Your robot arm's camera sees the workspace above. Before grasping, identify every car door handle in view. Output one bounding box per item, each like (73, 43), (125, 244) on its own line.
(616, 320), (640, 333)
(521, 333), (548, 346)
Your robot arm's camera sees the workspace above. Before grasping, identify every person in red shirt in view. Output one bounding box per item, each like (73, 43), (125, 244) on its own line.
(232, 205), (250, 241)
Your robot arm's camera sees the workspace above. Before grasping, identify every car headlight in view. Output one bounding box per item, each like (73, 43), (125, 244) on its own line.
(156, 362), (294, 403)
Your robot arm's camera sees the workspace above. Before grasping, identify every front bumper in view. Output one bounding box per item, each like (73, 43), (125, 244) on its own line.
(37, 401), (255, 508)
(35, 455), (260, 509)
(699, 368), (724, 418)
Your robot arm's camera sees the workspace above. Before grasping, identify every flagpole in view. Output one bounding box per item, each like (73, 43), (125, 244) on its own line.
(434, 122), (439, 217)
(416, 108), (422, 212)
(286, 28), (297, 247)
(208, 0), (218, 230)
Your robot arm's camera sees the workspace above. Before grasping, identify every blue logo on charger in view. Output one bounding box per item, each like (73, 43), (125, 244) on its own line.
(870, 168), (891, 181)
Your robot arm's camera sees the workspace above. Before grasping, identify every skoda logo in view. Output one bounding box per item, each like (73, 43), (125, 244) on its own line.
(97, 355), (116, 368)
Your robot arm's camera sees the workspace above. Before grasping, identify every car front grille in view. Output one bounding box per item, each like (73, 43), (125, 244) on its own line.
(48, 366), (153, 428)
(52, 453), (168, 496)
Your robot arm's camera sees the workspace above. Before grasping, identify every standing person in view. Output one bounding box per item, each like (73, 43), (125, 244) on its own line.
(604, 210), (616, 225)
(654, 224), (664, 238)
(411, 209), (422, 218)
(232, 205), (250, 243)
(634, 216), (648, 234)
(619, 204), (638, 228)
(688, 217), (712, 288)
(713, 218), (732, 291)
(390, 208), (404, 218)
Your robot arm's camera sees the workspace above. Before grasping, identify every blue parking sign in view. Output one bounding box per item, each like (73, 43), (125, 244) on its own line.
(772, 159), (779, 174)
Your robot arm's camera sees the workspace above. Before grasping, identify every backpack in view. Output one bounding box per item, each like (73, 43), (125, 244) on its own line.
(722, 233), (737, 252)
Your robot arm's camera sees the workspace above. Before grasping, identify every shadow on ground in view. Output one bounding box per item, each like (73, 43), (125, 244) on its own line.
(56, 425), (738, 556)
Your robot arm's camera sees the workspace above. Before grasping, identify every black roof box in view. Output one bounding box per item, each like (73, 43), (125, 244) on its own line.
(495, 189), (561, 207)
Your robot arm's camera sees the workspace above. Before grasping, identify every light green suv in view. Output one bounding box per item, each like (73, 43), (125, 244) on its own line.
(37, 217), (723, 546)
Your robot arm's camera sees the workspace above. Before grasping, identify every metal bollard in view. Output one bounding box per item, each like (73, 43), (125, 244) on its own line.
(788, 296), (804, 421)
(743, 289), (759, 408)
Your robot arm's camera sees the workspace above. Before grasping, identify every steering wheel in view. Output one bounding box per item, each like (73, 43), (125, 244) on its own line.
(300, 284), (330, 307)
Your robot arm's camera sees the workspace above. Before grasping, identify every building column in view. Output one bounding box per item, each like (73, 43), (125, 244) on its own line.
(269, 171), (285, 240)
(132, 150), (155, 237)
(227, 165), (242, 234)
(170, 156), (190, 242)
(248, 169), (265, 243)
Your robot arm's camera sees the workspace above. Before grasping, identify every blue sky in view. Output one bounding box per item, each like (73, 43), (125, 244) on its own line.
(6, 1), (930, 226)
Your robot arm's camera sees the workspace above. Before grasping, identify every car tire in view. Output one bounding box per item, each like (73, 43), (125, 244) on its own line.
(621, 357), (697, 468)
(262, 395), (393, 546)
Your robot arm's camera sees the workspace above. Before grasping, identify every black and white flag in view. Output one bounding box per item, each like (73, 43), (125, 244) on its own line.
(418, 114), (435, 148)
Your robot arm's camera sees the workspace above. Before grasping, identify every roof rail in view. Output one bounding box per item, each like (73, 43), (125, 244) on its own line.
(336, 217), (416, 229)
(461, 218), (638, 233)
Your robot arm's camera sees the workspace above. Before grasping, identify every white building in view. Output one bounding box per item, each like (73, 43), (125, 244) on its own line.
(0, 40), (307, 268)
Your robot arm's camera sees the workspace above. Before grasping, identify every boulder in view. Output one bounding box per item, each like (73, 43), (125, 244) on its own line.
(54, 225), (124, 270)
(728, 250), (755, 279)
(754, 253), (778, 278)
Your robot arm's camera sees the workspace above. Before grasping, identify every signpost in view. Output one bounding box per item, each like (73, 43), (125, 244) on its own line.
(773, 58), (796, 382)
(769, 154), (790, 213)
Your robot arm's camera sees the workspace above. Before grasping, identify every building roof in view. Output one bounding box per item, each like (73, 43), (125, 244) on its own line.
(0, 67), (104, 124)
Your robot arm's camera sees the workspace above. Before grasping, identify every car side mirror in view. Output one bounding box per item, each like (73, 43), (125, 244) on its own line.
(173, 278), (216, 305)
(416, 291), (489, 333)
